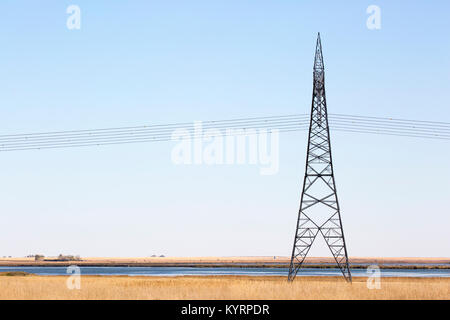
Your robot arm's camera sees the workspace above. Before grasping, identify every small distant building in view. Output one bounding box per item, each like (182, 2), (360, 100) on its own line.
(34, 254), (45, 261)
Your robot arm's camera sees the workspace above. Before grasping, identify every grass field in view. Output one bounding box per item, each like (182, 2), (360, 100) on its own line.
(0, 275), (448, 300)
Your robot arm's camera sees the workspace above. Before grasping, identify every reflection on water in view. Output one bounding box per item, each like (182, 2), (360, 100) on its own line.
(0, 266), (449, 277)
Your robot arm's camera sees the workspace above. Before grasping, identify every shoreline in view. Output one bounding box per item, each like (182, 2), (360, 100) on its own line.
(0, 263), (449, 269)
(0, 256), (448, 269)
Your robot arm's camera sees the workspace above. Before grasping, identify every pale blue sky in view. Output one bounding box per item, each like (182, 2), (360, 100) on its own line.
(0, 1), (448, 257)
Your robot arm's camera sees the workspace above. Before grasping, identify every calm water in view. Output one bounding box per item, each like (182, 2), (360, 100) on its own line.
(1, 266), (449, 277)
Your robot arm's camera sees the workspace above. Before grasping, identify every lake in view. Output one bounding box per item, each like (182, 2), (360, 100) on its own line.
(1, 266), (449, 277)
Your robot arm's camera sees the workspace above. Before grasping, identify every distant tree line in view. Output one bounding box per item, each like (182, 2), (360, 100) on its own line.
(26, 254), (82, 261)
(56, 254), (81, 261)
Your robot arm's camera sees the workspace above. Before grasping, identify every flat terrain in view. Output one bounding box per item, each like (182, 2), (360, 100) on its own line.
(1, 256), (448, 267)
(0, 275), (448, 300)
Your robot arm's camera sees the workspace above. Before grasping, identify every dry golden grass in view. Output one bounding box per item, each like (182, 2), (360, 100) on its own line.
(0, 275), (448, 300)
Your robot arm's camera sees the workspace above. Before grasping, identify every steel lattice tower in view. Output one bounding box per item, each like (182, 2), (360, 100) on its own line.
(288, 33), (351, 282)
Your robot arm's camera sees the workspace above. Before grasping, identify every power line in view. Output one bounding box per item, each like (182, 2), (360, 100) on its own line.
(0, 113), (449, 152)
(2, 113), (449, 141)
(0, 118), (310, 143)
(332, 127), (450, 141)
(330, 113), (450, 128)
(0, 114), (310, 138)
(0, 126), (310, 152)
(328, 121), (450, 136)
(0, 123), (309, 148)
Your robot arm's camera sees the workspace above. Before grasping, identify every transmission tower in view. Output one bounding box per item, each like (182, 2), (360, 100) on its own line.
(288, 33), (351, 282)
